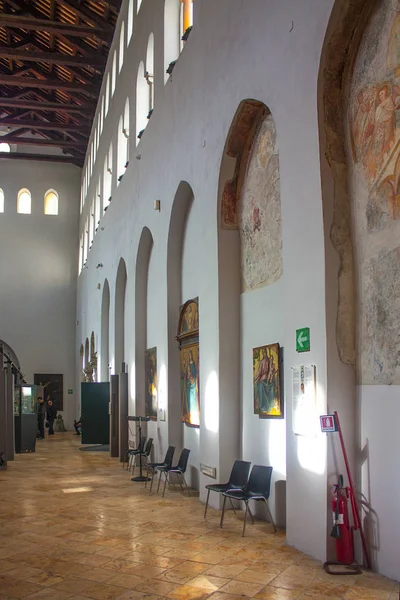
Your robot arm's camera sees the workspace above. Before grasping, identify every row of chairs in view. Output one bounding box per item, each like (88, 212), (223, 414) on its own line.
(146, 446), (191, 497)
(205, 459), (277, 536)
(124, 436), (153, 475)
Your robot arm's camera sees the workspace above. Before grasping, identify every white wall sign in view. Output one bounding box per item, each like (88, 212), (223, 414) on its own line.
(292, 364), (316, 436)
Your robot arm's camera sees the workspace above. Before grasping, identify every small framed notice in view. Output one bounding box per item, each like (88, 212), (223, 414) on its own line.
(292, 364), (316, 436)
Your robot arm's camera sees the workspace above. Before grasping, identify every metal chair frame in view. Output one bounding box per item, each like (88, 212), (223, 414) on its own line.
(145, 445), (175, 493)
(131, 437), (153, 476)
(127, 436), (146, 472)
(157, 448), (191, 498)
(204, 459), (251, 518)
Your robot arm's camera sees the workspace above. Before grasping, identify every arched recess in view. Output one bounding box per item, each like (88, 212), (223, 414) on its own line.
(136, 61), (148, 143)
(115, 258), (127, 374)
(101, 279), (110, 382)
(135, 227), (154, 416)
(319, 0), (400, 578)
(166, 182), (194, 457)
(217, 99), (285, 520)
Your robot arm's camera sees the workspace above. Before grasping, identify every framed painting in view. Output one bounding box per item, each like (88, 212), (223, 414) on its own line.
(145, 347), (157, 420)
(180, 342), (200, 427)
(253, 343), (283, 418)
(34, 373), (63, 411)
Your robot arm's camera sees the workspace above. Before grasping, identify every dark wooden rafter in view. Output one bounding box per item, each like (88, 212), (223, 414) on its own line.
(0, 151), (80, 165)
(0, 0), (121, 162)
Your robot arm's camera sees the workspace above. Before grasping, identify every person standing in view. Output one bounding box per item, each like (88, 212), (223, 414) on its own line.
(37, 396), (45, 439)
(46, 397), (57, 436)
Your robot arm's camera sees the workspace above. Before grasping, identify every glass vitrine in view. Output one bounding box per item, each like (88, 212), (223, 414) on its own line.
(14, 385), (38, 453)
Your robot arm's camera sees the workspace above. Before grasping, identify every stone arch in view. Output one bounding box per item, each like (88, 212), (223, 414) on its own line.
(135, 227), (153, 415)
(115, 258), (127, 374)
(167, 181), (194, 452)
(101, 279), (110, 382)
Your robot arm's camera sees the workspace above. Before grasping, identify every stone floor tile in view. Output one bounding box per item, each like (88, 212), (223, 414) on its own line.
(167, 584), (211, 600)
(79, 582), (127, 599)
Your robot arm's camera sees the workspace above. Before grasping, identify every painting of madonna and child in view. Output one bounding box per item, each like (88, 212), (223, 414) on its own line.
(253, 343), (283, 418)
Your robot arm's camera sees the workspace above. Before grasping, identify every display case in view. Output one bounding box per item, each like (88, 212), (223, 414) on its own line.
(14, 385), (38, 453)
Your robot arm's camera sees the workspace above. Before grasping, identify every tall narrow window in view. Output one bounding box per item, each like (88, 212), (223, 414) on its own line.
(137, 0), (143, 12)
(97, 118), (100, 152)
(119, 22), (125, 72)
(164, 0), (181, 83)
(17, 188), (31, 214)
(100, 96), (105, 133)
(89, 200), (95, 247)
(103, 143), (113, 212)
(79, 234), (83, 274)
(105, 74), (110, 116)
(0, 142), (10, 153)
(180, 0), (193, 47)
(44, 189), (59, 215)
(146, 33), (155, 113)
(111, 51), (117, 97)
(0, 188), (4, 213)
(118, 99), (130, 180)
(95, 182), (101, 229)
(94, 129), (98, 164)
(83, 218), (89, 263)
(128, 0), (134, 44)
(136, 61), (149, 144)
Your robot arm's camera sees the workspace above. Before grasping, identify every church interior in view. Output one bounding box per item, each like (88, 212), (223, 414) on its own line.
(1, 0), (400, 598)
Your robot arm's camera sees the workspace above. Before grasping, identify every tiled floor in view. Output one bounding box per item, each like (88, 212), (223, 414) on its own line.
(0, 434), (398, 600)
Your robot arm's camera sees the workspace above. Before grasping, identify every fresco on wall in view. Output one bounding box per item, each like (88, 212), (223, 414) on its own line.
(253, 343), (283, 418)
(145, 347), (157, 420)
(239, 115), (282, 292)
(348, 0), (400, 383)
(177, 298), (200, 427)
(34, 374), (63, 411)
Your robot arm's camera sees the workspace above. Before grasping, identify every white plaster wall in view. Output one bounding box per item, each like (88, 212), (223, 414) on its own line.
(359, 386), (400, 581)
(0, 159), (80, 429)
(77, 0), (339, 566)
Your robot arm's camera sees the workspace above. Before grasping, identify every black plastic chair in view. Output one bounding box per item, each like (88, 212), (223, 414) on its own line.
(204, 460), (251, 518)
(127, 436), (146, 472)
(220, 465), (276, 536)
(145, 445), (175, 493)
(158, 448), (191, 498)
(132, 437), (153, 476)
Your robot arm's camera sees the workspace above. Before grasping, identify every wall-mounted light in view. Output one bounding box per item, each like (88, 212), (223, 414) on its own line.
(154, 200), (161, 212)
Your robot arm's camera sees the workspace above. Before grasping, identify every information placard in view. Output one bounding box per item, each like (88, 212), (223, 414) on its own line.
(292, 364), (316, 436)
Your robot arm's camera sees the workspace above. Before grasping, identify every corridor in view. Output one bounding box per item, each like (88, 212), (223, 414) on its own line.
(0, 435), (398, 600)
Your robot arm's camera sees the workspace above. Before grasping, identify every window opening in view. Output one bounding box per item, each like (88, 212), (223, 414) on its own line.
(105, 74), (110, 116)
(0, 188), (4, 213)
(119, 22), (125, 72)
(128, 0), (134, 44)
(17, 188), (31, 214)
(111, 51), (117, 97)
(44, 189), (58, 215)
(0, 142), (11, 153)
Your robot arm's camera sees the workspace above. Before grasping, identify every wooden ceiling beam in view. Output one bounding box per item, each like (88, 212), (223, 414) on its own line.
(0, 74), (98, 96)
(0, 117), (91, 132)
(0, 151), (81, 165)
(0, 98), (93, 113)
(0, 15), (112, 40)
(0, 46), (106, 69)
(55, 0), (114, 31)
(0, 135), (86, 148)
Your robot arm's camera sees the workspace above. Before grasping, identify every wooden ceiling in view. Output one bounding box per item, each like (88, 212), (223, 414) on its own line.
(0, 0), (122, 167)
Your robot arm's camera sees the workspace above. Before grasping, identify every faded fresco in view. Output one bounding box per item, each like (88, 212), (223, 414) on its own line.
(253, 343), (283, 418)
(177, 298), (200, 427)
(348, 0), (400, 383)
(145, 347), (157, 420)
(239, 115), (282, 292)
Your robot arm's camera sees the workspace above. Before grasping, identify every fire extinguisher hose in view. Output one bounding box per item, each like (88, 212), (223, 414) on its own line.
(331, 475), (344, 539)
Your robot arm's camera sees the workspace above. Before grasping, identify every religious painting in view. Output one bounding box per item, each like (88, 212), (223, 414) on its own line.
(253, 343), (283, 418)
(180, 343), (200, 427)
(145, 347), (157, 420)
(33, 373), (63, 411)
(177, 298), (200, 427)
(347, 0), (400, 383)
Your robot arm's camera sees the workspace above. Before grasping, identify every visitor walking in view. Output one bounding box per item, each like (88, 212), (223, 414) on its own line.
(46, 397), (57, 436)
(37, 396), (45, 439)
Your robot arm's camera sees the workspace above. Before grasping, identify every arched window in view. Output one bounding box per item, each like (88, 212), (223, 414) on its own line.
(83, 218), (89, 263)
(118, 99), (130, 180)
(0, 142), (11, 153)
(79, 234), (83, 274)
(0, 188), (4, 213)
(94, 129), (98, 164)
(137, 0), (143, 12)
(89, 200), (95, 247)
(100, 96), (105, 133)
(127, 0), (134, 44)
(97, 118), (100, 152)
(146, 33), (155, 113)
(111, 51), (117, 97)
(136, 61), (149, 144)
(164, 0), (180, 83)
(44, 189), (58, 215)
(103, 142), (113, 212)
(17, 188), (31, 214)
(95, 181), (101, 230)
(119, 22), (125, 73)
(105, 74), (110, 116)
(180, 0), (193, 45)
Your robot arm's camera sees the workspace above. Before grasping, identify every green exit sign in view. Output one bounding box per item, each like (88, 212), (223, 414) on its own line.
(296, 327), (310, 352)
(68, 389), (73, 395)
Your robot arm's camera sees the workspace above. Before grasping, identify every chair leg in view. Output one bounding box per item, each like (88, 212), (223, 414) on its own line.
(228, 497), (237, 515)
(248, 504), (255, 524)
(263, 499), (277, 532)
(242, 501), (249, 537)
(157, 471), (163, 494)
(149, 469), (155, 493)
(182, 475), (190, 497)
(220, 495), (227, 528)
(162, 472), (169, 498)
(132, 455), (136, 476)
(204, 489), (210, 519)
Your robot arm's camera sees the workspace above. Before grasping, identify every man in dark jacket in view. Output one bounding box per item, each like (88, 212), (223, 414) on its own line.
(46, 397), (57, 436)
(37, 396), (45, 439)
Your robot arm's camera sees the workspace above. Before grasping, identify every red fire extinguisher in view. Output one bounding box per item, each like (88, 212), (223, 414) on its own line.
(331, 475), (359, 565)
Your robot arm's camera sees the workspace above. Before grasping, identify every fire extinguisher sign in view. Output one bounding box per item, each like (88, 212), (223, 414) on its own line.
(320, 414), (338, 433)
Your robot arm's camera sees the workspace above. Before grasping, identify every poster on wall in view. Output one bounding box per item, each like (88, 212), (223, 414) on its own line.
(145, 347), (157, 420)
(177, 298), (200, 428)
(253, 343), (283, 418)
(34, 373), (63, 412)
(292, 364), (316, 436)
